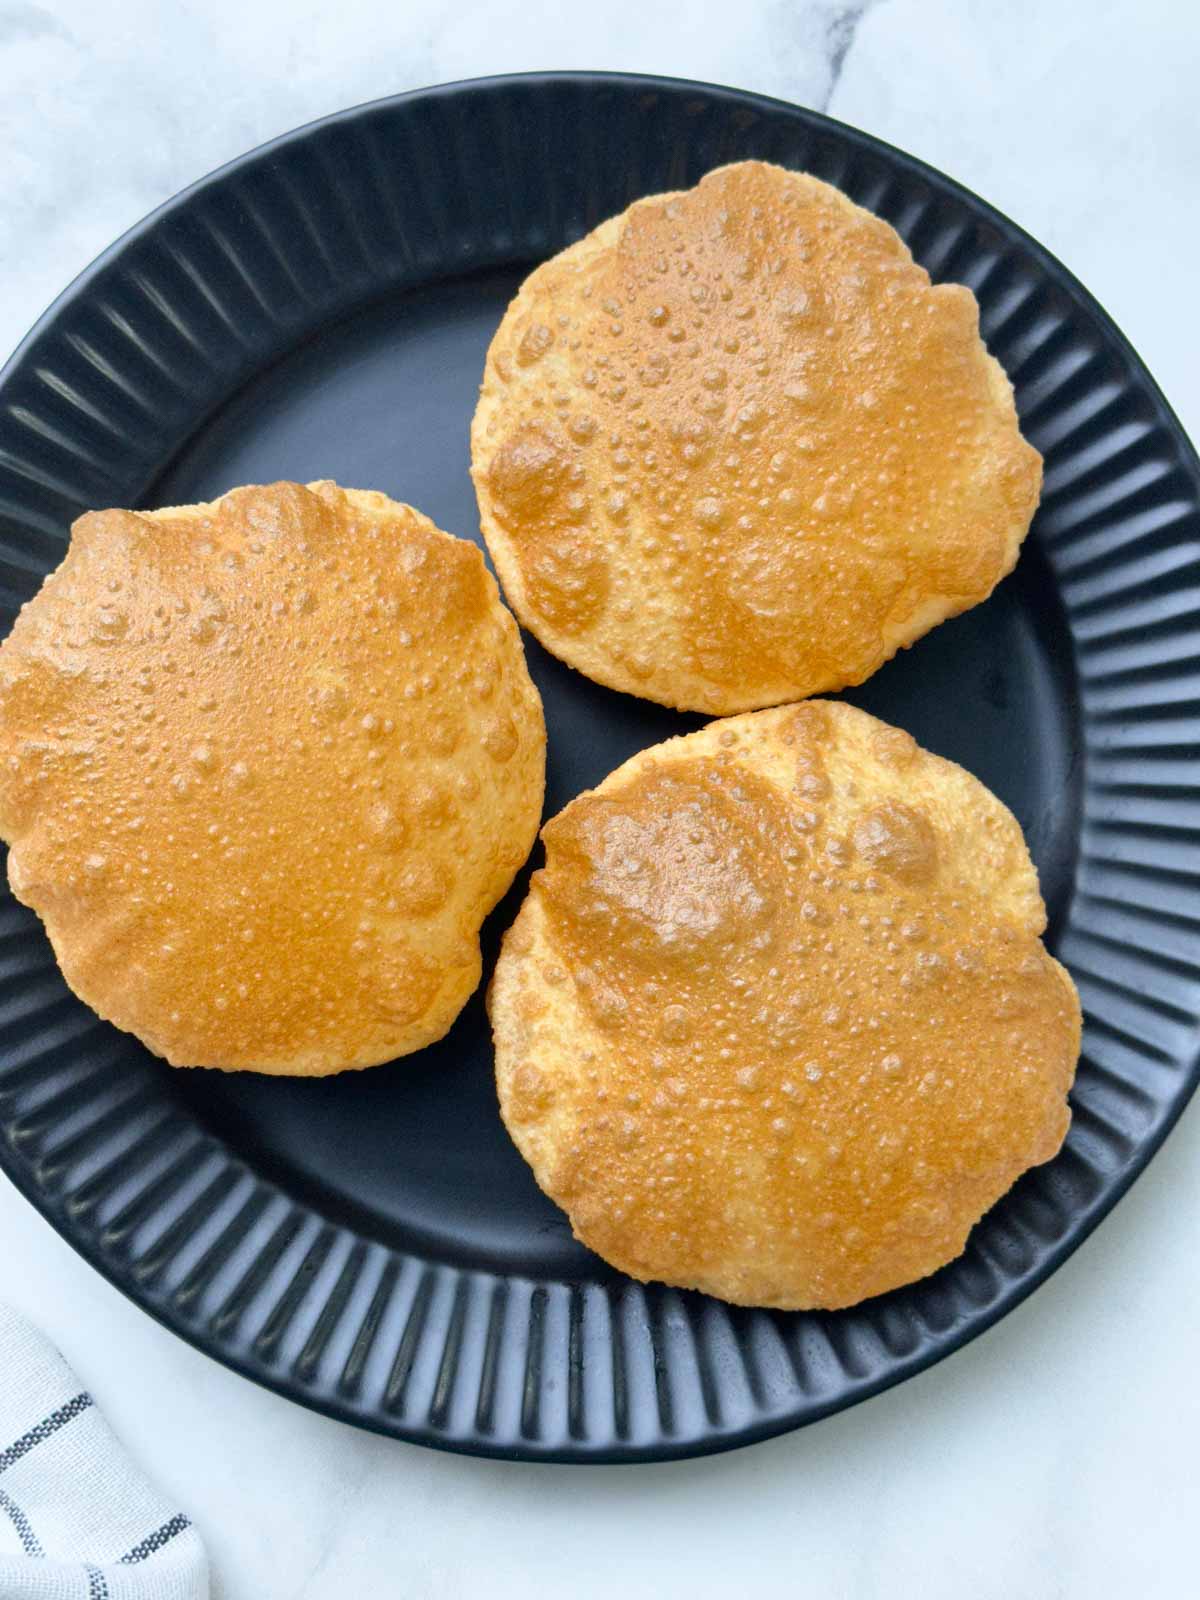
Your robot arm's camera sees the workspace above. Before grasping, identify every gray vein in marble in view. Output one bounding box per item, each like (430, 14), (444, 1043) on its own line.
(765, 0), (886, 113)
(290, 1451), (373, 1600)
(822, 2), (879, 106)
(0, 1), (71, 45)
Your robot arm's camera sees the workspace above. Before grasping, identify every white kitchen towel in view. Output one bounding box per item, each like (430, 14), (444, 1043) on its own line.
(0, 1304), (208, 1600)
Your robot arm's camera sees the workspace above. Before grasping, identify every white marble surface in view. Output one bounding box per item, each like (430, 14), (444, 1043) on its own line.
(2, 2), (1199, 1596)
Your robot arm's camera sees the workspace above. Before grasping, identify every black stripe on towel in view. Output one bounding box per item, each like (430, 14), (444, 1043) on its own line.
(119, 1512), (191, 1564)
(0, 1392), (92, 1473)
(0, 1486), (43, 1557)
(86, 1565), (111, 1599)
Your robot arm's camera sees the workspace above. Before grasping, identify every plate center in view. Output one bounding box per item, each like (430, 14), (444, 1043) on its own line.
(151, 266), (1082, 1278)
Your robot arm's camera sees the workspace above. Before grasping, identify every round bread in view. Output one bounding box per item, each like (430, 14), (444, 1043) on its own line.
(0, 481), (545, 1075)
(471, 160), (1042, 715)
(490, 701), (1079, 1310)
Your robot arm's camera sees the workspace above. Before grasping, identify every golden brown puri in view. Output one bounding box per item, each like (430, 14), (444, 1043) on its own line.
(490, 701), (1080, 1310)
(472, 160), (1042, 715)
(0, 481), (545, 1075)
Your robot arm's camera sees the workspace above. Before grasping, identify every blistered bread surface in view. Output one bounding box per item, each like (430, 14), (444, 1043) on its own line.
(0, 481), (545, 1074)
(472, 161), (1042, 713)
(490, 701), (1079, 1309)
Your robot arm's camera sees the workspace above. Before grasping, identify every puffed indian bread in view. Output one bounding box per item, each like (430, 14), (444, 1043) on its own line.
(0, 481), (545, 1075)
(490, 700), (1080, 1310)
(471, 160), (1042, 715)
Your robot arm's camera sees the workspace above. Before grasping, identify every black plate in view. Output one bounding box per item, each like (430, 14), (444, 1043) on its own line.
(1, 73), (1198, 1463)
